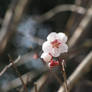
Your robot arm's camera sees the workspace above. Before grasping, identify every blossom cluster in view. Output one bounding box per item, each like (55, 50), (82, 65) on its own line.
(41, 32), (68, 68)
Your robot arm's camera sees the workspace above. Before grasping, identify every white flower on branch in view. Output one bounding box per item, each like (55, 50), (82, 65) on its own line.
(42, 32), (68, 57)
(41, 53), (52, 62)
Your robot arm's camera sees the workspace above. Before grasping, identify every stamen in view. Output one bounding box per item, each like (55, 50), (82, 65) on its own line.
(51, 40), (61, 48)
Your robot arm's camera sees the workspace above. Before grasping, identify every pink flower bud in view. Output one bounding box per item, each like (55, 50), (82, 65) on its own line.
(48, 60), (59, 68)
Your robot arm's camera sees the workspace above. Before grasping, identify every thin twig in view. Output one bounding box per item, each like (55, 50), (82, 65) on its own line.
(8, 55), (28, 92)
(34, 83), (38, 92)
(61, 60), (68, 92)
(0, 56), (21, 76)
(19, 74), (30, 92)
(1, 70), (45, 91)
(41, 59), (62, 85)
(58, 59), (68, 92)
(58, 51), (92, 92)
(31, 73), (48, 92)
(49, 68), (62, 85)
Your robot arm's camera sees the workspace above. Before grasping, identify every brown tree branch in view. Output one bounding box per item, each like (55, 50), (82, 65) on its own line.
(9, 55), (28, 92)
(1, 71), (44, 92)
(58, 51), (92, 92)
(34, 4), (86, 22)
(0, 56), (21, 76)
(68, 6), (92, 48)
(0, 0), (29, 54)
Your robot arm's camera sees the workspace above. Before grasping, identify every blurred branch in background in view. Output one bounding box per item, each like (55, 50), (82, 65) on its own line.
(67, 39), (92, 59)
(0, 50), (42, 77)
(64, 0), (82, 36)
(68, 6), (92, 48)
(31, 73), (48, 92)
(29, 36), (44, 46)
(34, 4), (86, 22)
(58, 51), (92, 92)
(1, 71), (44, 92)
(0, 18), (3, 25)
(0, 0), (29, 54)
(17, 50), (40, 66)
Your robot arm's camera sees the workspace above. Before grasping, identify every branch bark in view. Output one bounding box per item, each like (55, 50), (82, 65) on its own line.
(0, 0), (29, 54)
(68, 6), (92, 48)
(0, 56), (21, 76)
(58, 51), (92, 92)
(34, 4), (86, 22)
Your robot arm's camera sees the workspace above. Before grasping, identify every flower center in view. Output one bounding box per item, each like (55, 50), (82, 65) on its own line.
(51, 40), (61, 48)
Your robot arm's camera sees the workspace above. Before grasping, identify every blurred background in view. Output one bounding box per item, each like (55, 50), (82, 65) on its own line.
(0, 0), (92, 92)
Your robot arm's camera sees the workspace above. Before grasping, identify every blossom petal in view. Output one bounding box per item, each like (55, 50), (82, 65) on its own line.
(41, 53), (52, 62)
(59, 43), (68, 53)
(42, 41), (52, 53)
(58, 33), (68, 43)
(42, 32), (68, 58)
(47, 32), (58, 42)
(50, 48), (61, 57)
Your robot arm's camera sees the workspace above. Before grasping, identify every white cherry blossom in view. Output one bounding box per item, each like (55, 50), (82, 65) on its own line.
(42, 32), (68, 57)
(41, 53), (52, 62)
(47, 32), (67, 43)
